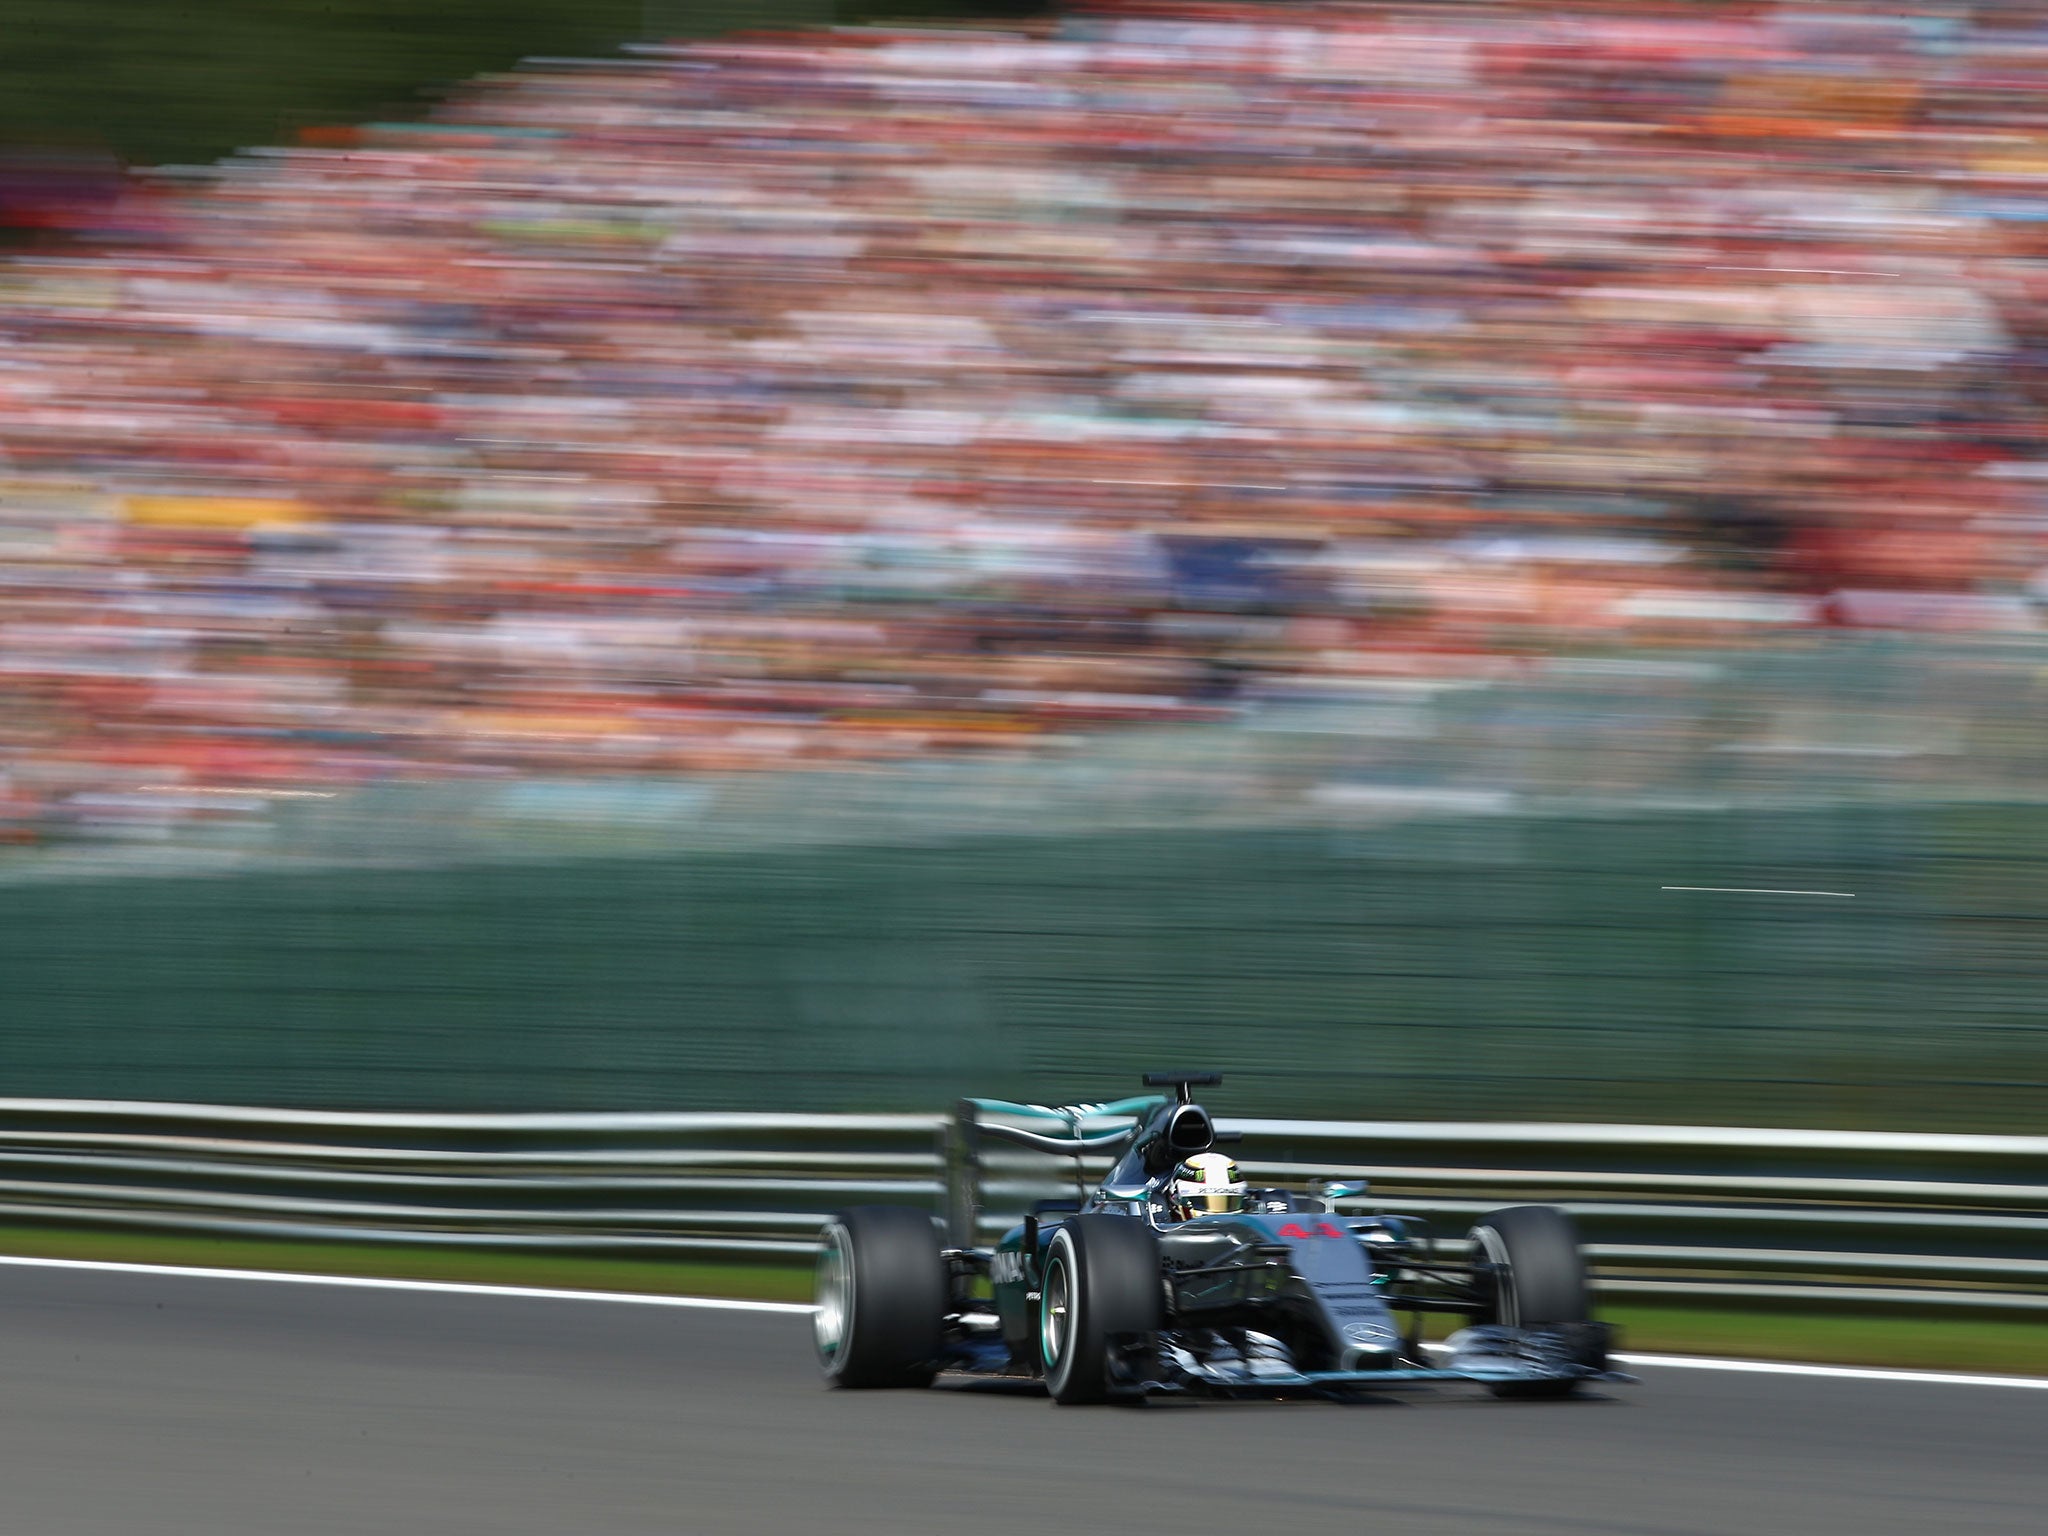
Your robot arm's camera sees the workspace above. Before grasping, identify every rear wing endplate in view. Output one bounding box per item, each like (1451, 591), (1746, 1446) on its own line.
(947, 1095), (1166, 1245)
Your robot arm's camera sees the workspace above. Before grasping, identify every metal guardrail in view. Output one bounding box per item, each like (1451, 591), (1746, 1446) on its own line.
(959, 1107), (2048, 1315)
(0, 1099), (2039, 1313)
(0, 1100), (950, 1259)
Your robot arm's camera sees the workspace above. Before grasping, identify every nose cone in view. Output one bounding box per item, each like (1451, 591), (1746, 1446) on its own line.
(1340, 1319), (1402, 1370)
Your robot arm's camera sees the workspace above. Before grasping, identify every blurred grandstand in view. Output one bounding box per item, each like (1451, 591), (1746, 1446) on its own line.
(1, 0), (2046, 861)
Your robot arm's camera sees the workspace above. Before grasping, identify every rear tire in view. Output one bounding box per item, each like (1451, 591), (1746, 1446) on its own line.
(814, 1205), (945, 1389)
(1039, 1215), (1161, 1405)
(1468, 1204), (1589, 1399)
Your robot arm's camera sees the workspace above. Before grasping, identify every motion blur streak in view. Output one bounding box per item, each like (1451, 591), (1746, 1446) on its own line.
(2, 1), (2045, 819)
(2, 2), (2048, 1129)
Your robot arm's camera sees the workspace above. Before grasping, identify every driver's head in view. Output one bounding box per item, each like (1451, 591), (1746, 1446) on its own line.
(1169, 1152), (1247, 1218)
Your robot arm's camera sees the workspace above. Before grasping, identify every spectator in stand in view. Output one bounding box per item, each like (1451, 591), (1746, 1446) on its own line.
(0, 1), (2044, 841)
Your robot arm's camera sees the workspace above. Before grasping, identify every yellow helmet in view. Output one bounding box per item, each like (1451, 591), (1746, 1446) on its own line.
(1169, 1152), (1247, 1217)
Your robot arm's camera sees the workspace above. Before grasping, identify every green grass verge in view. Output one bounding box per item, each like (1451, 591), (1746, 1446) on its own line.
(2, 1224), (2040, 1376)
(1596, 1303), (2048, 1376)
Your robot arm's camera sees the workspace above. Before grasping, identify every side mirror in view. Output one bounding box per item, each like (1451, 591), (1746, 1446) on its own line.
(1317, 1179), (1368, 1205)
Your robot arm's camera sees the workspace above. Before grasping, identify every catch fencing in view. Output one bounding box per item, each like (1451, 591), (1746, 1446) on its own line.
(0, 1099), (2041, 1314)
(6, 639), (2048, 1133)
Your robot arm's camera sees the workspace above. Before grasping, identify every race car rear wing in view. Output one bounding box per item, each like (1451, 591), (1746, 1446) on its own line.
(948, 1095), (1166, 1243)
(960, 1095), (1166, 1157)
(949, 1077), (1236, 1243)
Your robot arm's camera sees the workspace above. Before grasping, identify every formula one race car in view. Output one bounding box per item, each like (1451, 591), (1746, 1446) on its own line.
(813, 1073), (1628, 1403)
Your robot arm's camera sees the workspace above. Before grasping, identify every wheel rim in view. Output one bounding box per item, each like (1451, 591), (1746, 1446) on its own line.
(814, 1225), (852, 1366)
(1040, 1253), (1071, 1371)
(1475, 1226), (1517, 1327)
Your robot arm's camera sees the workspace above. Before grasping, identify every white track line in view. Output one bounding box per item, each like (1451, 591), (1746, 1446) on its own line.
(3, 1255), (2042, 1390)
(1416, 1338), (2048, 1391)
(0, 1254), (813, 1313)
(1613, 1351), (2048, 1391)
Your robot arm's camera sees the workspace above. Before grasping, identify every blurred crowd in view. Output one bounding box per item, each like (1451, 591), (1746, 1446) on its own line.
(4, 0), (2048, 840)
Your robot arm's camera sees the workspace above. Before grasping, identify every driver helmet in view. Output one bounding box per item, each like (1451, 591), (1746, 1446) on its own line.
(1169, 1152), (1247, 1217)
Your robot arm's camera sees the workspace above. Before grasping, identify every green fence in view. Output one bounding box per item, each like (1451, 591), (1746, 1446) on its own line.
(1, 798), (2041, 1129)
(3, 641), (2044, 1128)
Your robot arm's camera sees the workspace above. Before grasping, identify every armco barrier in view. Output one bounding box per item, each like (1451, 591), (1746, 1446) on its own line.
(0, 1099), (2040, 1314)
(0, 1100), (949, 1258)
(963, 1110), (2048, 1314)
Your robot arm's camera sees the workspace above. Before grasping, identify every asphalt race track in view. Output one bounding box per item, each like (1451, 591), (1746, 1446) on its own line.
(0, 1266), (2041, 1536)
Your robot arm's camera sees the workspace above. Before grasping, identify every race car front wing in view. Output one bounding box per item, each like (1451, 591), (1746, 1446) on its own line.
(1117, 1322), (1634, 1397)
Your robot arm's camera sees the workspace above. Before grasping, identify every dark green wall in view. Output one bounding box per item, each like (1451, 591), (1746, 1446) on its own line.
(2, 803), (2038, 1129)
(0, 0), (1044, 170)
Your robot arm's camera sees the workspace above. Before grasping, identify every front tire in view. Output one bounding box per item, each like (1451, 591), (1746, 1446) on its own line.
(814, 1205), (945, 1389)
(1040, 1215), (1161, 1405)
(1468, 1204), (1589, 1399)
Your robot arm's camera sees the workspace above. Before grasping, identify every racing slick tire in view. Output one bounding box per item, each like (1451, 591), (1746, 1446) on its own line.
(1039, 1215), (1162, 1406)
(814, 1205), (945, 1389)
(1468, 1204), (1590, 1399)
